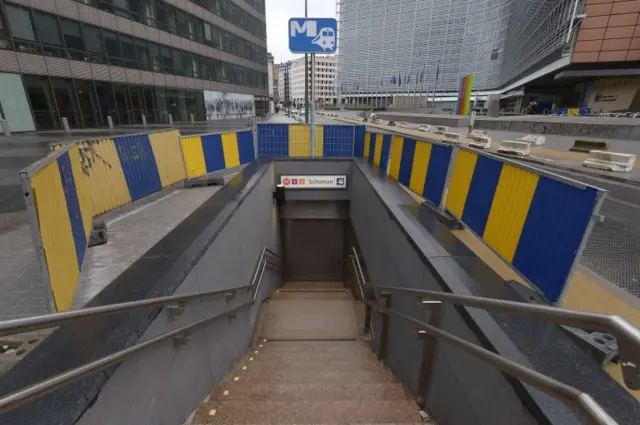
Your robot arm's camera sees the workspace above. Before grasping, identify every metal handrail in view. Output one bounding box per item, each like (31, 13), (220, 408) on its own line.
(348, 247), (623, 425)
(0, 247), (281, 414)
(366, 300), (617, 425)
(351, 249), (640, 391)
(0, 248), (280, 338)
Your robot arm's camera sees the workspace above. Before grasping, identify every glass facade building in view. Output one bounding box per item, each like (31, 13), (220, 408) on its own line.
(336, 0), (585, 99)
(0, 0), (268, 131)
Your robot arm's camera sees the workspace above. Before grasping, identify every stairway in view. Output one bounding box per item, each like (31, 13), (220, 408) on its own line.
(189, 283), (426, 424)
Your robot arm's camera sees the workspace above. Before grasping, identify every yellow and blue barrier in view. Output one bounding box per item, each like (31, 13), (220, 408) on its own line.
(181, 129), (255, 178)
(363, 132), (391, 172)
(445, 148), (605, 303)
(20, 144), (93, 312)
(257, 123), (365, 157)
(387, 135), (453, 206)
(51, 129), (185, 216)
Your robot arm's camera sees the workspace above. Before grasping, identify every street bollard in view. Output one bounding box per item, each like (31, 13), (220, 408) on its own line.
(0, 119), (10, 137)
(468, 110), (476, 134)
(190, 113), (194, 124)
(168, 114), (173, 125)
(107, 116), (114, 130)
(61, 117), (70, 133)
(141, 114), (147, 128)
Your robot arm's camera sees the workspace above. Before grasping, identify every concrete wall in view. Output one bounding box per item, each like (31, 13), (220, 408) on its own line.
(75, 164), (281, 425)
(348, 165), (547, 425)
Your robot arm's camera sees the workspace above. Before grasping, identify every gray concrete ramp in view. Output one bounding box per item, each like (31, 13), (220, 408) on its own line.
(261, 282), (359, 340)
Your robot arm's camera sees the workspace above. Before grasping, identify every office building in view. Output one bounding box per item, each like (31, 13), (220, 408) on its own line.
(290, 55), (336, 108)
(277, 60), (291, 107)
(267, 52), (274, 113)
(336, 0), (640, 112)
(0, 0), (268, 131)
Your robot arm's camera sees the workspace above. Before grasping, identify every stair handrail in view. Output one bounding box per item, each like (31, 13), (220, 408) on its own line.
(0, 248), (280, 338)
(349, 247), (631, 425)
(351, 248), (640, 391)
(0, 247), (281, 414)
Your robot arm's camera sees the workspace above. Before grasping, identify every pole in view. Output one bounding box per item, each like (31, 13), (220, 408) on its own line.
(432, 59), (441, 112)
(310, 53), (316, 156)
(304, 0), (309, 124)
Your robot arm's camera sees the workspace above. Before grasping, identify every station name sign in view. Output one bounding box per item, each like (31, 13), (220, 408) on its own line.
(280, 175), (347, 189)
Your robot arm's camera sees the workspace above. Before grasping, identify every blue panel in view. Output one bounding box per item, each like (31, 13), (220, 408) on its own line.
(257, 124), (289, 156)
(324, 125), (355, 157)
(57, 152), (87, 268)
(423, 144), (453, 206)
(513, 177), (598, 303)
(201, 133), (226, 172)
(237, 130), (255, 164)
(397, 138), (416, 186)
(114, 134), (162, 201)
(461, 155), (502, 236)
(379, 134), (392, 172)
(354, 125), (365, 157)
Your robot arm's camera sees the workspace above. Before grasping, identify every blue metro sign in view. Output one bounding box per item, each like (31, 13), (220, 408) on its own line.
(288, 18), (338, 54)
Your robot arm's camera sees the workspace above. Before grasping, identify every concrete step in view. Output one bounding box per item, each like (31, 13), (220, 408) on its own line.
(272, 290), (352, 300)
(210, 382), (411, 402)
(225, 367), (400, 385)
(282, 281), (345, 290)
(248, 349), (379, 364)
(231, 359), (387, 373)
(192, 400), (420, 424)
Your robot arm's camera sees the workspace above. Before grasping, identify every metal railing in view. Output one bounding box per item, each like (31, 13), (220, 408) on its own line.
(0, 247), (281, 414)
(349, 247), (635, 425)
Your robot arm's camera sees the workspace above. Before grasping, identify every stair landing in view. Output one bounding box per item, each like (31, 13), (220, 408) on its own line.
(188, 284), (427, 424)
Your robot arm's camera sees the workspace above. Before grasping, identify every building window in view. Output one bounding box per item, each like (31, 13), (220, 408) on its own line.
(22, 75), (58, 129)
(60, 19), (85, 60)
(83, 24), (104, 63)
(135, 38), (150, 70)
(0, 5), (11, 49)
(102, 30), (123, 66)
(120, 34), (137, 68)
(5, 5), (38, 53)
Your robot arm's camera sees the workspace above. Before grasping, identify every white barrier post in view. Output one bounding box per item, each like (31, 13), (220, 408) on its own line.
(141, 115), (147, 128)
(61, 117), (70, 133)
(107, 116), (114, 130)
(168, 114), (173, 125)
(0, 116), (11, 137)
(190, 113), (194, 124)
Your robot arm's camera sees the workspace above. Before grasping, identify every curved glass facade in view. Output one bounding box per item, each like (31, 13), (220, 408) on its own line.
(336, 0), (583, 96)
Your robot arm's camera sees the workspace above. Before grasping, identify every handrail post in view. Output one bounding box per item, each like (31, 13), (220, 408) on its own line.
(416, 301), (442, 408)
(377, 292), (391, 361)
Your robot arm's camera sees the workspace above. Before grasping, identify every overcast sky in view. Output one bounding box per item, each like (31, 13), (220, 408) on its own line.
(266, 0), (337, 63)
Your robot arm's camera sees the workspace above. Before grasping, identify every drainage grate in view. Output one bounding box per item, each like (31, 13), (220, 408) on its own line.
(581, 200), (640, 298)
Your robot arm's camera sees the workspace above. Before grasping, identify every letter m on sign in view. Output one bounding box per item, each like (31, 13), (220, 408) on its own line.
(290, 20), (317, 37)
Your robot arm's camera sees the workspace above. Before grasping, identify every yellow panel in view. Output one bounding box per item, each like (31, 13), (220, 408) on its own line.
(388, 136), (404, 180)
(149, 129), (187, 187)
(288, 124), (311, 156)
(77, 139), (131, 215)
(364, 133), (371, 158)
(221, 132), (241, 168)
(315, 125), (324, 157)
(483, 164), (539, 263)
(373, 134), (383, 166)
(30, 161), (80, 311)
(181, 135), (207, 178)
(445, 150), (478, 218)
(409, 141), (432, 195)
(67, 146), (93, 238)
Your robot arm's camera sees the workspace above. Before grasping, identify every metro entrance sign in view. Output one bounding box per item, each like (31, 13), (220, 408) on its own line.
(289, 18), (338, 54)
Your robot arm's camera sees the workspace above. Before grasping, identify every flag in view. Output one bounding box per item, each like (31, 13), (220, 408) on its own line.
(380, 78), (383, 86)
(419, 65), (425, 83)
(406, 73), (410, 85)
(398, 74), (402, 85)
(390, 76), (396, 85)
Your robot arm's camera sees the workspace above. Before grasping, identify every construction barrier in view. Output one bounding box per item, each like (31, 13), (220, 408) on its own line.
(364, 132), (392, 172)
(20, 144), (93, 312)
(51, 129), (185, 216)
(387, 136), (454, 207)
(257, 123), (365, 157)
(445, 148), (606, 303)
(570, 140), (609, 153)
(181, 129), (255, 179)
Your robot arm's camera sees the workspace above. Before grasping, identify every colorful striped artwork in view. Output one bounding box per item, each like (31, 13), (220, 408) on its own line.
(456, 74), (475, 116)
